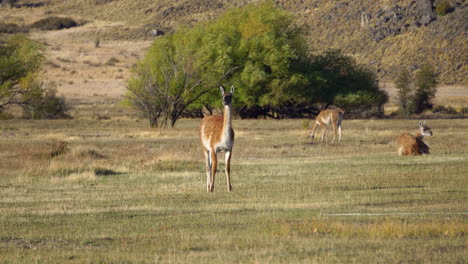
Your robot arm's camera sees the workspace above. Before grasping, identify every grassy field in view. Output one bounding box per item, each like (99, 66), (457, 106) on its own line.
(0, 118), (467, 263)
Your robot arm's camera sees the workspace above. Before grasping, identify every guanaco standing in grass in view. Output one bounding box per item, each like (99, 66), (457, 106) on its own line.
(308, 108), (345, 143)
(397, 121), (433, 155)
(200, 86), (235, 192)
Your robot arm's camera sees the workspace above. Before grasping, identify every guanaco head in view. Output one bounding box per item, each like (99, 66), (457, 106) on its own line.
(220, 85), (234, 106)
(419, 121), (433, 136)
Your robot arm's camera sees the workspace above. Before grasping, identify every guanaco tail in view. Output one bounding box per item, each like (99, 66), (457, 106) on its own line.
(199, 85), (235, 192)
(308, 108), (345, 143)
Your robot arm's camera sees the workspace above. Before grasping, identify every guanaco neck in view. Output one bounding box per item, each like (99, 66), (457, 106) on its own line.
(223, 104), (232, 132)
(415, 132), (424, 140)
(310, 121), (318, 135)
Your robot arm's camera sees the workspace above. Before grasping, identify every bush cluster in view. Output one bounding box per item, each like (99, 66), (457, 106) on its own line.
(1, 35), (71, 119)
(433, 105), (467, 115)
(22, 87), (70, 119)
(0, 22), (29, 34)
(30, 17), (79, 31)
(436, 1), (452, 16)
(127, 2), (388, 127)
(394, 65), (438, 115)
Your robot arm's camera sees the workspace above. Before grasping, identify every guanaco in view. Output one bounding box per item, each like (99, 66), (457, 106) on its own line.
(397, 121), (433, 155)
(308, 108), (345, 143)
(199, 86), (235, 192)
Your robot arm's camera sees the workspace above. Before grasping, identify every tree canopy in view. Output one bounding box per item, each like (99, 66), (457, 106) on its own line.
(126, 1), (388, 126)
(1, 35), (69, 119)
(0, 35), (44, 110)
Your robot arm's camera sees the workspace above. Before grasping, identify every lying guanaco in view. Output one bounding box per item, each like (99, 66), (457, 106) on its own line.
(397, 121), (433, 155)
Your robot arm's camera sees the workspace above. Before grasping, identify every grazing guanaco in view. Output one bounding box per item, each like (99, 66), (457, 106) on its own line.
(308, 108), (345, 143)
(397, 121), (433, 156)
(199, 86), (235, 192)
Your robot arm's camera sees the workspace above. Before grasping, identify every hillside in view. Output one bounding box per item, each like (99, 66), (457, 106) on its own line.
(2, 0), (464, 84)
(0, 0), (466, 116)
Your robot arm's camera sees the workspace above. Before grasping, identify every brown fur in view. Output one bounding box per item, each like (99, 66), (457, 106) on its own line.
(309, 108), (345, 143)
(200, 115), (224, 149)
(397, 133), (429, 155)
(199, 86), (235, 192)
(397, 122), (432, 156)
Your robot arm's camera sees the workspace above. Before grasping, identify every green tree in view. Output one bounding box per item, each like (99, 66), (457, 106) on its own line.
(126, 1), (310, 125)
(0, 35), (69, 119)
(0, 35), (44, 111)
(126, 1), (386, 124)
(410, 64), (438, 114)
(125, 31), (235, 127)
(309, 50), (388, 117)
(395, 68), (412, 112)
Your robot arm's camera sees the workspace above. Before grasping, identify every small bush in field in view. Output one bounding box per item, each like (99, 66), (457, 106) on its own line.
(94, 38), (100, 48)
(50, 141), (69, 158)
(21, 81), (71, 119)
(436, 1), (451, 16)
(105, 57), (119, 66)
(31, 17), (78, 31)
(334, 91), (387, 118)
(408, 64), (438, 114)
(0, 22), (29, 34)
(433, 105), (457, 114)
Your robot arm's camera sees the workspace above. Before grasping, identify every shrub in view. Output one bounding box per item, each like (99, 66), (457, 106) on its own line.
(21, 81), (71, 119)
(94, 38), (100, 48)
(95, 0), (114, 5)
(436, 1), (452, 16)
(433, 105), (457, 114)
(409, 64), (438, 114)
(0, 22), (29, 34)
(334, 91), (387, 118)
(395, 68), (412, 113)
(105, 57), (119, 66)
(1, 35), (45, 113)
(309, 50), (388, 117)
(31, 17), (78, 31)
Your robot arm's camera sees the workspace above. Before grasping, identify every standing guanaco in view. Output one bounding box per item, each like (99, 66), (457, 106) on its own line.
(308, 108), (345, 143)
(397, 121), (433, 155)
(199, 86), (235, 192)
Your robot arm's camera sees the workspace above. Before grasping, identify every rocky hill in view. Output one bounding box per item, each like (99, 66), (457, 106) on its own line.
(1, 0), (467, 85)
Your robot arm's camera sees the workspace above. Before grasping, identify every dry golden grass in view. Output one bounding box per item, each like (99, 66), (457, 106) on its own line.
(0, 118), (467, 263)
(0, 2), (467, 262)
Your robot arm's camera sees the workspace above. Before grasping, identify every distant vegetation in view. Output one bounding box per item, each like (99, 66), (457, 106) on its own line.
(0, 22), (29, 34)
(0, 35), (70, 119)
(126, 2), (387, 127)
(394, 64), (440, 115)
(30, 16), (79, 31)
(0, 16), (80, 34)
(435, 0), (452, 16)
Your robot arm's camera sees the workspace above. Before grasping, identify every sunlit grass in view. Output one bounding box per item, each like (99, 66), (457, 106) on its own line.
(0, 118), (467, 263)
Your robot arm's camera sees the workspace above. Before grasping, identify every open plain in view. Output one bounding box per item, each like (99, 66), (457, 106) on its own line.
(1, 118), (467, 263)
(1, 1), (467, 263)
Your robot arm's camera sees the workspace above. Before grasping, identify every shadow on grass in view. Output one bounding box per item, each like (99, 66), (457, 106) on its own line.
(94, 168), (123, 176)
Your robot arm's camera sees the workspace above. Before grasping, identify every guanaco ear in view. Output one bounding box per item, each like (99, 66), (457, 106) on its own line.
(230, 85), (235, 94)
(219, 86), (225, 95)
(419, 121), (423, 127)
